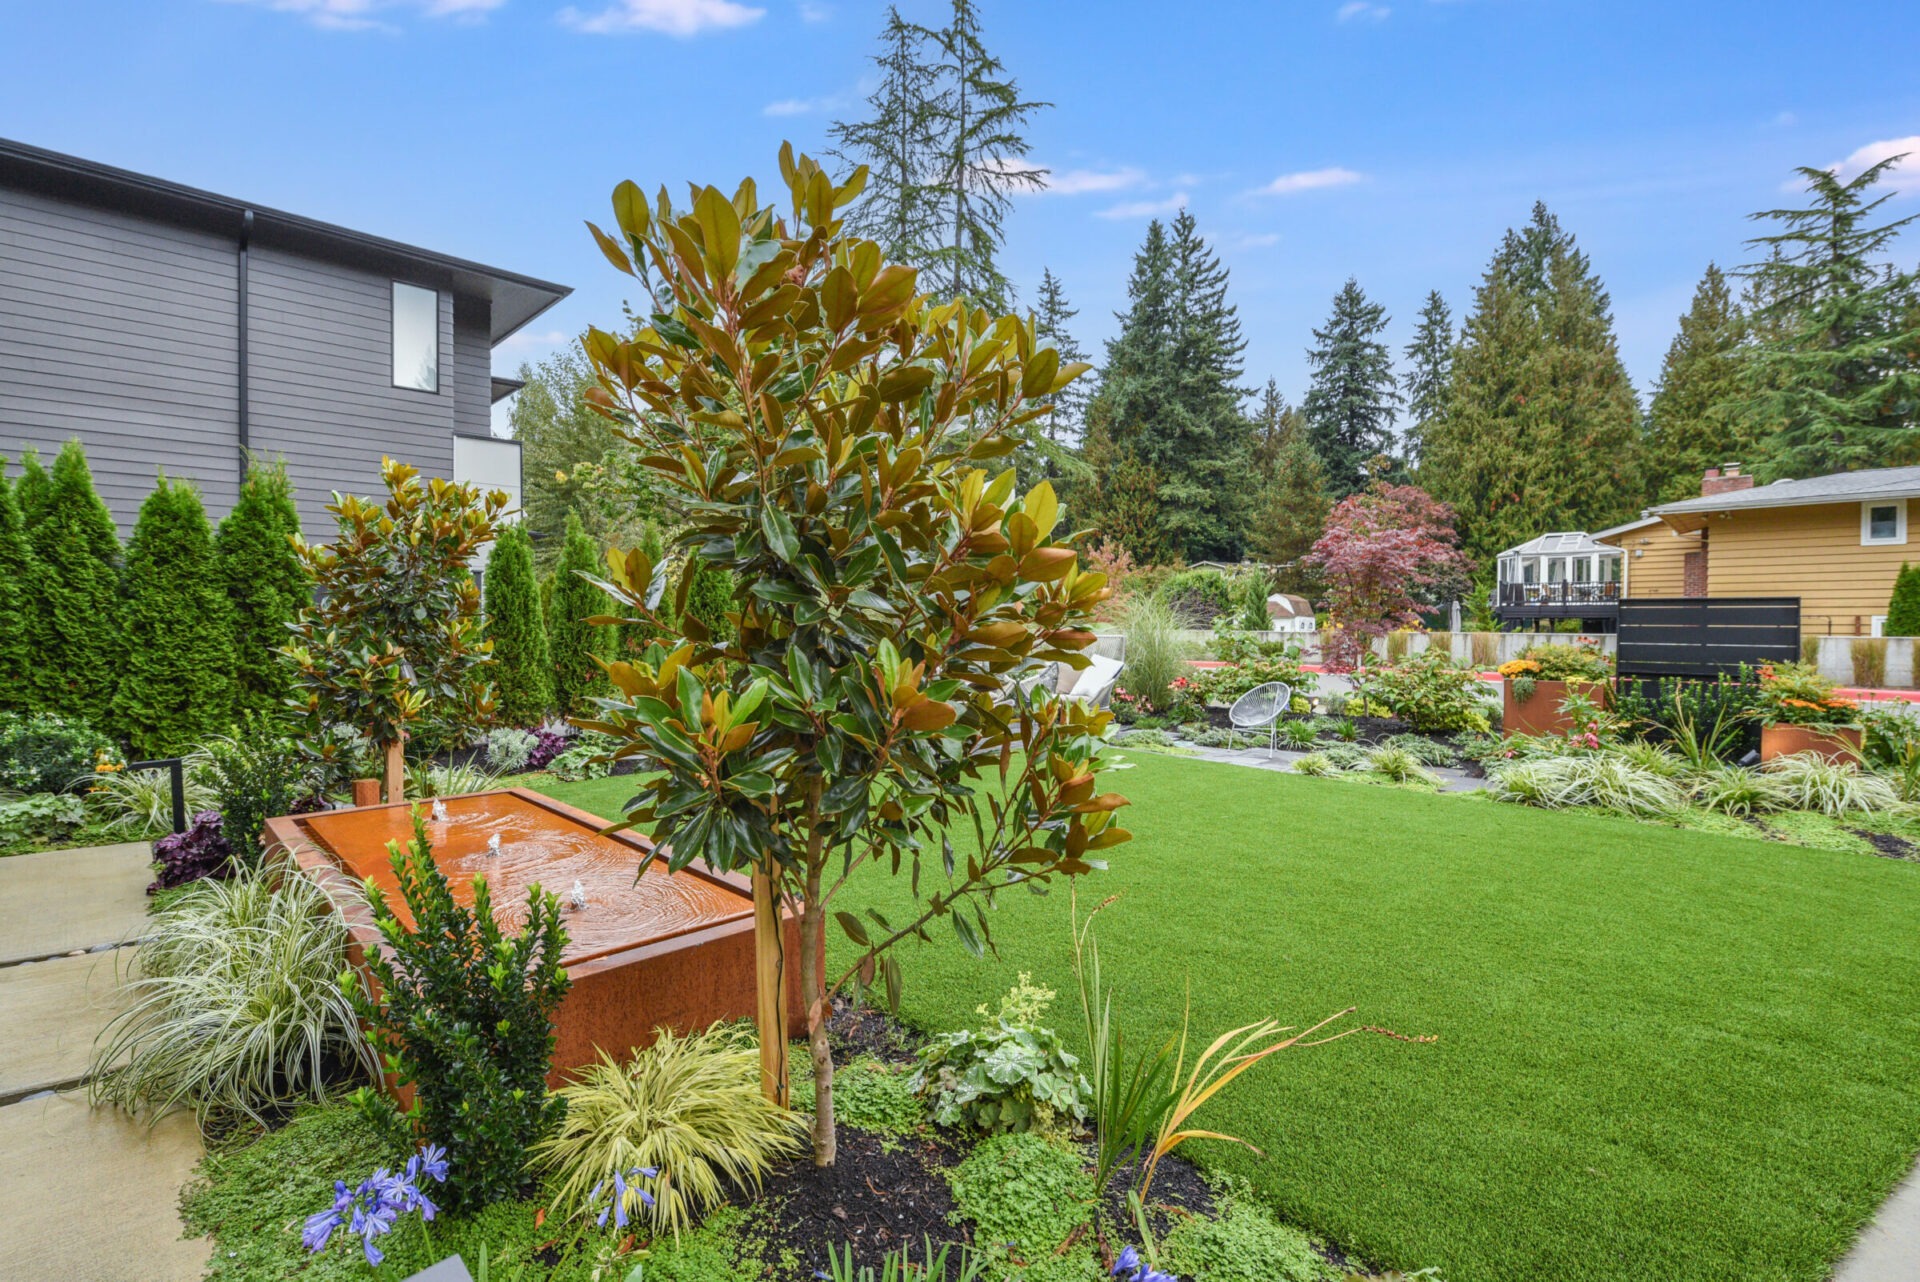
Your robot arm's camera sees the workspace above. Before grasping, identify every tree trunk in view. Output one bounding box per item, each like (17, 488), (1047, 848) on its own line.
(801, 865), (835, 1166)
(752, 870), (789, 1107)
(383, 738), (405, 804)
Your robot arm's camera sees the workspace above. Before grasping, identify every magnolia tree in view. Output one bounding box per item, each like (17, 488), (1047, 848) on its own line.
(574, 144), (1128, 1166)
(1304, 480), (1470, 672)
(282, 458), (507, 799)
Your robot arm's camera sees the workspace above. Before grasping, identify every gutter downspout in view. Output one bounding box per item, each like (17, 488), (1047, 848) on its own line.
(237, 209), (253, 480)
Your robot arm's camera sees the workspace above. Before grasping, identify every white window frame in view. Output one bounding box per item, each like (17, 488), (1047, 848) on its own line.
(1862, 499), (1907, 546)
(1872, 615), (1888, 638)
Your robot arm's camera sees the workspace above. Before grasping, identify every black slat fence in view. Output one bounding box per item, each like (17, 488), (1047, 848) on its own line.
(1615, 597), (1801, 678)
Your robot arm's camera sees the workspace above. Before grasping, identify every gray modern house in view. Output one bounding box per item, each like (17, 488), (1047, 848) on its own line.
(0, 137), (570, 535)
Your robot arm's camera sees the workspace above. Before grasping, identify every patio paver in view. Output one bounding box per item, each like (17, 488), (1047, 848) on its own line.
(1835, 1161), (1920, 1282)
(0, 1091), (207, 1281)
(0, 947), (133, 1103)
(0, 841), (152, 964)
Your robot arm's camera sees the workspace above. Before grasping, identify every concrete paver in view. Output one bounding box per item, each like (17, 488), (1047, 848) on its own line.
(0, 948), (134, 1103)
(0, 1092), (207, 1282)
(0, 841), (152, 964)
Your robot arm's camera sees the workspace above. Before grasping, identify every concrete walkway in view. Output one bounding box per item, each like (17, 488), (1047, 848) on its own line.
(1133, 735), (1491, 792)
(1834, 1163), (1920, 1282)
(0, 841), (208, 1280)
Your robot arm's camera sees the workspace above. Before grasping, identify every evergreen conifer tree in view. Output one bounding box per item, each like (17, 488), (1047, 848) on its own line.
(1303, 278), (1401, 497)
(482, 523), (553, 727)
(1401, 290), (1454, 471)
(921, 0), (1047, 309)
(831, 6), (946, 268)
(0, 461), (38, 711)
(547, 511), (611, 717)
(216, 460), (307, 721)
(13, 448), (52, 533)
(1886, 563), (1920, 638)
(1643, 264), (1752, 502)
(1018, 266), (1095, 485)
(1246, 380), (1331, 587)
(28, 441), (123, 721)
(1735, 158), (1920, 480)
(1420, 203), (1644, 568)
(110, 478), (236, 756)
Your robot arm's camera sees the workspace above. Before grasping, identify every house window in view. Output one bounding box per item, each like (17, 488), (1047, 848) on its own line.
(392, 282), (439, 393)
(1862, 500), (1907, 546)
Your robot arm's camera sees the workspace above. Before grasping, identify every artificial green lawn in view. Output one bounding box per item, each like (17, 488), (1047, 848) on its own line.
(519, 756), (1920, 1282)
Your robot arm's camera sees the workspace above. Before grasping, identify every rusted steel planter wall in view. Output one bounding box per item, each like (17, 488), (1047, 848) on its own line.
(1758, 723), (1864, 764)
(1502, 679), (1609, 739)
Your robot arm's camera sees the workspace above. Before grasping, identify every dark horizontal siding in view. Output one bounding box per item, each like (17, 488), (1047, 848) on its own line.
(0, 185), (241, 531)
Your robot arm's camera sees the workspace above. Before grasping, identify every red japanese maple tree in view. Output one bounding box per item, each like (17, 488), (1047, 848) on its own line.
(1305, 482), (1472, 672)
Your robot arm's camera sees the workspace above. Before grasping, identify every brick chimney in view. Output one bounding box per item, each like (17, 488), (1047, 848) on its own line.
(1702, 462), (1755, 497)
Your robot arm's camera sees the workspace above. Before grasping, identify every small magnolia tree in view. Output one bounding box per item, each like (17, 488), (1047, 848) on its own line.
(576, 145), (1125, 1165)
(281, 458), (506, 799)
(1305, 480), (1470, 672)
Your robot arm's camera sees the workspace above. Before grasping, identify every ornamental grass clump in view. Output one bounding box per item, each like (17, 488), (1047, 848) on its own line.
(1689, 765), (1790, 816)
(90, 867), (375, 1128)
(1761, 752), (1901, 815)
(1365, 744), (1440, 787)
(352, 811), (570, 1214)
(531, 1023), (803, 1236)
(1488, 753), (1686, 817)
(88, 753), (217, 837)
(1278, 719), (1321, 751)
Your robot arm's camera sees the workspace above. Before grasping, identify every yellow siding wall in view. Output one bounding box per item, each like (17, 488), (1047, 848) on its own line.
(1707, 502), (1911, 636)
(1602, 524), (1701, 597)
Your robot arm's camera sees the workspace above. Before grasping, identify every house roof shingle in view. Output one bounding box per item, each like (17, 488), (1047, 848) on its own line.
(1648, 466), (1920, 517)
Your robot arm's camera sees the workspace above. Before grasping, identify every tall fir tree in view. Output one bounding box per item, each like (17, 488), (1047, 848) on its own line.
(1420, 203), (1644, 569)
(546, 511), (612, 717)
(1245, 380), (1330, 588)
(0, 461), (38, 711)
(1020, 266), (1095, 485)
(1735, 158), (1920, 480)
(110, 478), (236, 756)
(216, 460), (307, 721)
(14, 448), (52, 532)
(1401, 290), (1454, 471)
(1302, 278), (1401, 497)
(1087, 212), (1253, 562)
(1643, 264), (1753, 502)
(28, 441), (122, 721)
(483, 523), (553, 727)
(830, 6), (946, 269)
(921, 0), (1047, 309)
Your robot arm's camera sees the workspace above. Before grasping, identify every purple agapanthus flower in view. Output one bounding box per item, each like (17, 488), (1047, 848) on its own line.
(305, 1145), (454, 1265)
(591, 1166), (661, 1229)
(1112, 1245), (1140, 1277)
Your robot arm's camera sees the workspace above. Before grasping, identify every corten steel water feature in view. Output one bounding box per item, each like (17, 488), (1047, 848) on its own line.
(265, 788), (808, 1085)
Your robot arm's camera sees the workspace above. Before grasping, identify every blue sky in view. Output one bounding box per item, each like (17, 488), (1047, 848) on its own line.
(6, 0), (1919, 433)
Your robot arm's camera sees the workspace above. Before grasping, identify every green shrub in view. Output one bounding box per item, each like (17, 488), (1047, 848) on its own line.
(486, 726), (540, 773)
(27, 441), (122, 720)
(89, 868), (374, 1128)
(0, 710), (113, 793)
(12, 447), (51, 530)
(682, 560), (737, 643)
(1887, 562), (1920, 638)
(0, 459), (36, 712)
(912, 975), (1090, 1136)
(0, 791), (87, 845)
(1157, 568), (1235, 625)
(1161, 1179), (1335, 1282)
(1509, 641), (1613, 682)
(531, 1023), (803, 1236)
(945, 1132), (1094, 1282)
(203, 722), (302, 865)
(217, 461), (308, 720)
(1852, 637), (1888, 688)
(547, 511), (613, 717)
(1235, 569), (1274, 632)
(485, 523), (555, 726)
(1365, 651), (1490, 734)
(549, 738), (615, 781)
(1760, 753), (1900, 815)
(353, 812), (571, 1214)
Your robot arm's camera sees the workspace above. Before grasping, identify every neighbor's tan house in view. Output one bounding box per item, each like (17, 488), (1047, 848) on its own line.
(1598, 463), (1920, 638)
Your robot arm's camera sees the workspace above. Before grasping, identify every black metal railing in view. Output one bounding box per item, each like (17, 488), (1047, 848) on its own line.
(1493, 582), (1623, 610)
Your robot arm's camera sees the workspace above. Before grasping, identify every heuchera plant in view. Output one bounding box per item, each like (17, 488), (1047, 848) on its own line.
(575, 145), (1127, 1165)
(148, 809), (233, 891)
(1304, 481), (1471, 672)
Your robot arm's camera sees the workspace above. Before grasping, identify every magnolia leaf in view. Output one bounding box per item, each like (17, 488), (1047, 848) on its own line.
(586, 221), (634, 275)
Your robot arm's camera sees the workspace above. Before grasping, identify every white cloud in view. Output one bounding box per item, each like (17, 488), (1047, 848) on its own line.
(1828, 136), (1920, 194)
(1225, 231), (1281, 249)
(799, 0), (830, 19)
(1094, 192), (1189, 220)
(1032, 165), (1146, 196)
(1251, 166), (1363, 196)
(220, 0), (503, 29)
(560, 0), (764, 36)
(1336, 1), (1390, 21)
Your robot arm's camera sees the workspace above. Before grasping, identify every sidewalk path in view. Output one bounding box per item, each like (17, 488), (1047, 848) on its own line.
(0, 841), (208, 1281)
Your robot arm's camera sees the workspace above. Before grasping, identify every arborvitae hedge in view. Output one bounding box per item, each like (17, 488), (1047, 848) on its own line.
(546, 511), (611, 717)
(0, 462), (38, 711)
(1887, 563), (1920, 637)
(216, 461), (308, 720)
(14, 448), (52, 532)
(483, 524), (553, 726)
(111, 478), (237, 757)
(683, 561), (737, 642)
(28, 441), (123, 721)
